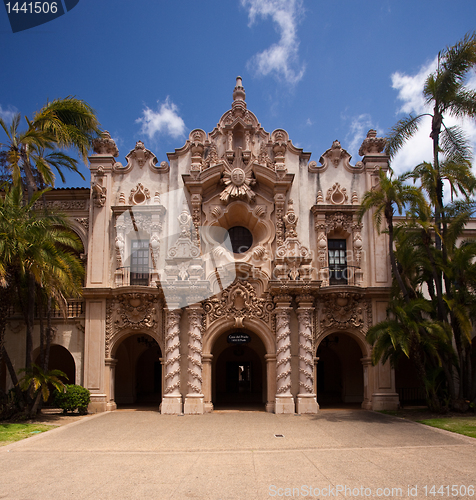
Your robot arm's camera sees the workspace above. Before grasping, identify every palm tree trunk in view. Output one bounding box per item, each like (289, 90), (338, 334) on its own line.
(386, 212), (410, 303)
(1, 346), (25, 408)
(29, 390), (43, 417)
(25, 273), (35, 369)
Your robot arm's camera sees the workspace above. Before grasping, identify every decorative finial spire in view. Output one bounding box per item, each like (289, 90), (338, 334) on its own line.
(232, 76), (246, 103)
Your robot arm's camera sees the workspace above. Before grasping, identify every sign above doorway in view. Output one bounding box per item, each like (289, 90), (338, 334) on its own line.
(227, 333), (251, 344)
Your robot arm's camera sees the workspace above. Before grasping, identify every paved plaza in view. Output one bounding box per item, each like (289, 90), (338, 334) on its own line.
(1, 409), (475, 499)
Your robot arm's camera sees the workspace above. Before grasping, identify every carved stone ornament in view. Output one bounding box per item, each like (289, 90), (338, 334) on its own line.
(114, 141), (168, 174)
(319, 140), (352, 170)
(326, 212), (352, 234)
(203, 143), (219, 169)
(320, 292), (365, 332)
(74, 217), (89, 232)
(164, 203), (203, 283)
(326, 183), (348, 205)
(258, 141), (273, 169)
(203, 279), (274, 328)
(115, 293), (158, 331)
(34, 200), (87, 211)
(283, 199), (298, 239)
(105, 294), (160, 356)
(129, 183), (151, 205)
(91, 181), (107, 208)
(275, 306), (292, 395)
(92, 131), (119, 157)
(358, 129), (387, 157)
(220, 164), (256, 204)
(131, 141), (153, 168)
(275, 199), (312, 280)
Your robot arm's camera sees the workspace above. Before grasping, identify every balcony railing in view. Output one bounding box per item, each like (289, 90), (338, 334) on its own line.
(318, 266), (362, 287)
(7, 300), (85, 319)
(114, 267), (158, 287)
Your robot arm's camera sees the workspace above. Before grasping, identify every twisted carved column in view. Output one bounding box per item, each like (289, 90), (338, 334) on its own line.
(184, 305), (204, 414)
(296, 295), (318, 413)
(161, 307), (183, 414)
(274, 295), (294, 413)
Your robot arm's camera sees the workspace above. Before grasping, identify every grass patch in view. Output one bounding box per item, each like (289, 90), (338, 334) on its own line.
(0, 423), (57, 445)
(417, 418), (476, 438)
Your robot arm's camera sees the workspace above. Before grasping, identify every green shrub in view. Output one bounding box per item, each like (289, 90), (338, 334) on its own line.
(54, 385), (90, 414)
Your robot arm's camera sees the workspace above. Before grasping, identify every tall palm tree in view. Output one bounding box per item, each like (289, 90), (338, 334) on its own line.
(386, 32), (476, 248)
(0, 97), (99, 374)
(0, 184), (84, 409)
(358, 167), (425, 302)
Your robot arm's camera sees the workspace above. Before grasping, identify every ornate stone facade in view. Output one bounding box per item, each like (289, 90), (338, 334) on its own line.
(3, 77), (403, 415)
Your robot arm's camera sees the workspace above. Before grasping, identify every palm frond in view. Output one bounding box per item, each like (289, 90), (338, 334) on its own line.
(386, 114), (426, 159)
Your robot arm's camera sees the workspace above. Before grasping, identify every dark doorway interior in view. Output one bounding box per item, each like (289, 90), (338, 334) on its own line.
(214, 343), (264, 409)
(316, 333), (363, 408)
(115, 334), (162, 407)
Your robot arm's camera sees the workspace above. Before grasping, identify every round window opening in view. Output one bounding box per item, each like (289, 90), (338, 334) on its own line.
(228, 226), (253, 254)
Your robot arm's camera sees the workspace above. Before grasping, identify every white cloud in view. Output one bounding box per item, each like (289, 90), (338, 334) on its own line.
(390, 58), (476, 182)
(241, 0), (305, 85)
(136, 97), (186, 142)
(345, 113), (376, 161)
(0, 104), (18, 125)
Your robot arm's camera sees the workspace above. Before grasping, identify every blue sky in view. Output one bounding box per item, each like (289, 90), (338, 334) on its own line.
(1, 0), (476, 188)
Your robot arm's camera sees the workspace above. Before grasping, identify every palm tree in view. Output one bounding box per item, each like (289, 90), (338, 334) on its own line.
(358, 167), (425, 302)
(0, 97), (99, 375)
(367, 297), (450, 410)
(387, 32), (476, 248)
(0, 184), (84, 410)
(0, 96), (101, 198)
(19, 363), (67, 417)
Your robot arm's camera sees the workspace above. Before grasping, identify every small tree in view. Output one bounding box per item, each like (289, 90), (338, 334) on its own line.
(19, 363), (67, 417)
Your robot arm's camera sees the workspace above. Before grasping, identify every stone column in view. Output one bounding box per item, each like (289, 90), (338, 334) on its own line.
(361, 356), (372, 410)
(274, 295), (294, 413)
(296, 295), (319, 414)
(202, 353), (213, 413)
(105, 357), (118, 412)
(313, 356), (319, 399)
(184, 305), (204, 414)
(161, 306), (183, 414)
(265, 354), (276, 413)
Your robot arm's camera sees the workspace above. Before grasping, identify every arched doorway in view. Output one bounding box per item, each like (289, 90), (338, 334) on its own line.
(114, 334), (162, 407)
(316, 333), (364, 408)
(212, 330), (266, 410)
(34, 345), (76, 385)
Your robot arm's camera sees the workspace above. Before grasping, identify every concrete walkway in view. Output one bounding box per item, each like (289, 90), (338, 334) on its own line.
(1, 409), (475, 499)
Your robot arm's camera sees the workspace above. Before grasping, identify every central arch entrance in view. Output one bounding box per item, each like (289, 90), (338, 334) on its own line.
(212, 330), (266, 410)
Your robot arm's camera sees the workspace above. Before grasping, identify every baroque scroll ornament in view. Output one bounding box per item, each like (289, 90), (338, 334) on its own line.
(320, 293), (365, 331)
(203, 279), (273, 326)
(114, 294), (158, 331)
